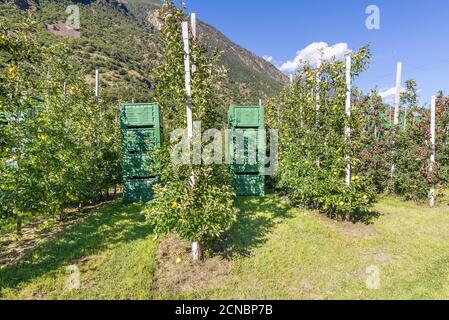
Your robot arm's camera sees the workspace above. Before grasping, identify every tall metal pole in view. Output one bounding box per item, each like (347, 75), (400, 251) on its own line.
(345, 55), (352, 186)
(429, 96), (436, 207)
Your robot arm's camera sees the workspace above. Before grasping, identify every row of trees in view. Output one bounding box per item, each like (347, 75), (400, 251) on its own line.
(266, 47), (376, 221)
(359, 87), (449, 201)
(0, 19), (121, 233)
(266, 51), (449, 220)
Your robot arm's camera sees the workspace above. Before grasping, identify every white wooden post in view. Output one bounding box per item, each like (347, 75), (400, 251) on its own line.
(191, 13), (197, 74)
(394, 62), (402, 125)
(182, 22), (193, 141)
(289, 74), (293, 84)
(315, 60), (322, 168)
(182, 21), (201, 261)
(95, 69), (99, 103)
(429, 96), (436, 207)
(316, 60), (322, 115)
(345, 55), (352, 186)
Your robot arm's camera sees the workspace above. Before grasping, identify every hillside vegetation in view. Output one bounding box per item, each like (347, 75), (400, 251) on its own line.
(0, 0), (287, 103)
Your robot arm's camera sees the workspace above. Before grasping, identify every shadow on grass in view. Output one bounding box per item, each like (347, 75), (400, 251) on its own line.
(0, 201), (152, 291)
(350, 209), (382, 225)
(214, 194), (294, 258)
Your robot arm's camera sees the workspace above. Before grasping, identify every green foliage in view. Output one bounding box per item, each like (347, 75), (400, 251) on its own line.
(267, 46), (376, 220)
(357, 90), (394, 193)
(145, 2), (237, 245)
(357, 84), (449, 202)
(0, 17), (121, 232)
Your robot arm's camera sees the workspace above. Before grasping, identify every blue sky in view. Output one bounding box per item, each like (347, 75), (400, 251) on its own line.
(187, 0), (449, 105)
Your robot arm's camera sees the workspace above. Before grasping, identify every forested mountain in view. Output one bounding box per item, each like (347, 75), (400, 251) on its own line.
(0, 0), (287, 103)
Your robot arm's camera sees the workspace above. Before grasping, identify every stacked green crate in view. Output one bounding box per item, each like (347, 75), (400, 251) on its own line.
(228, 106), (265, 196)
(120, 103), (161, 203)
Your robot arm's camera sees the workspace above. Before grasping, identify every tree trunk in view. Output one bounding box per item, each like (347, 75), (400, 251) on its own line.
(192, 241), (202, 262)
(59, 209), (65, 222)
(16, 217), (22, 235)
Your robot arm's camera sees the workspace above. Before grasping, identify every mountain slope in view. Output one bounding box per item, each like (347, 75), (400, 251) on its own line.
(0, 0), (287, 103)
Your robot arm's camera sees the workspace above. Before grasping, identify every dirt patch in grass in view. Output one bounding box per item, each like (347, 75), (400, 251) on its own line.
(152, 235), (231, 296)
(46, 21), (81, 38)
(308, 212), (380, 239)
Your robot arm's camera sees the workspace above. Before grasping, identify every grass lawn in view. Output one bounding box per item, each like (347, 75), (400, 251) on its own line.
(1, 195), (449, 300)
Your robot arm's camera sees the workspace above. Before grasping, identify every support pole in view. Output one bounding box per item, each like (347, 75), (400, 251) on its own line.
(394, 62), (402, 125)
(345, 55), (351, 186)
(182, 22), (193, 140)
(191, 13), (197, 74)
(95, 69), (99, 104)
(182, 21), (200, 262)
(316, 60), (322, 116)
(429, 96), (436, 207)
(315, 60), (322, 168)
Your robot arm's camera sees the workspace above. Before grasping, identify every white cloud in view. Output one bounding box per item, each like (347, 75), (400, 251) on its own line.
(279, 42), (352, 74)
(262, 55), (273, 63)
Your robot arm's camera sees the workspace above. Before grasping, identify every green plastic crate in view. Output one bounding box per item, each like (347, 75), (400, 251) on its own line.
(228, 105), (265, 128)
(232, 174), (265, 196)
(121, 128), (160, 153)
(122, 153), (156, 178)
(229, 129), (265, 174)
(123, 178), (157, 203)
(120, 103), (160, 129)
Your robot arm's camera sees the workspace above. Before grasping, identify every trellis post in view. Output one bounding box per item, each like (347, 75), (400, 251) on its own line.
(182, 19), (201, 261)
(191, 13), (197, 74)
(393, 62), (402, 125)
(95, 69), (99, 104)
(429, 96), (436, 208)
(315, 60), (322, 168)
(345, 55), (351, 186)
(182, 22), (193, 141)
(391, 62), (402, 181)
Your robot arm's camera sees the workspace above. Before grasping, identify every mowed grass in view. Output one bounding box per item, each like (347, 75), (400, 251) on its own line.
(1, 195), (449, 300)
(0, 202), (157, 300)
(210, 195), (449, 299)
